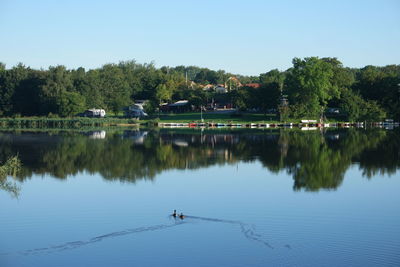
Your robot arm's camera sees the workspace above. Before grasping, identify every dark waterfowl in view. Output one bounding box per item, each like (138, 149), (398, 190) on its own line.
(179, 213), (185, 219)
(172, 210), (177, 217)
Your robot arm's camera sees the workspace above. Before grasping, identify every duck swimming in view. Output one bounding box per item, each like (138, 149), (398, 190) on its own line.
(179, 213), (185, 219)
(172, 210), (177, 217)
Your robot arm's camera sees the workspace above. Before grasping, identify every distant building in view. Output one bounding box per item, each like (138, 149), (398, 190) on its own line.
(202, 84), (214, 91)
(243, 83), (261, 89)
(167, 100), (190, 113)
(188, 81), (197, 89)
(83, 108), (106, 118)
(160, 100), (191, 113)
(215, 85), (228, 94)
(125, 103), (148, 118)
(160, 102), (169, 112)
(224, 77), (242, 90)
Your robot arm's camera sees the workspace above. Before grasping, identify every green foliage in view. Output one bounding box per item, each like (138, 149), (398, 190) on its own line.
(354, 65), (400, 120)
(143, 100), (158, 115)
(231, 88), (250, 111)
(285, 57), (340, 117)
(58, 91), (86, 117)
(358, 100), (386, 121)
(259, 69), (285, 89)
(155, 83), (172, 102)
(39, 65), (74, 115)
(189, 96), (203, 109)
(340, 89), (386, 121)
(257, 83), (281, 113)
(0, 59), (398, 120)
(0, 155), (21, 197)
(339, 89), (363, 121)
(99, 64), (132, 114)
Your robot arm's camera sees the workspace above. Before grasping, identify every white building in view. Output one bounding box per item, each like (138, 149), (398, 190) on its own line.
(84, 108), (106, 118)
(126, 103), (148, 117)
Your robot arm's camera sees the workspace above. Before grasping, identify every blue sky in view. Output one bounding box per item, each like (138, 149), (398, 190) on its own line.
(0, 0), (399, 75)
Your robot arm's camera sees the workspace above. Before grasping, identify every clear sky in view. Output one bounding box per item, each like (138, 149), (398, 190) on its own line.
(1, 0), (399, 75)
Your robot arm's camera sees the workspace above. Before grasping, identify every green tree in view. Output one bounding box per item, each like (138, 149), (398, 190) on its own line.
(340, 89), (386, 121)
(354, 65), (400, 120)
(0, 64), (32, 116)
(231, 88), (250, 111)
(39, 65), (74, 115)
(13, 71), (44, 115)
(285, 57), (340, 118)
(359, 100), (386, 121)
(83, 70), (104, 108)
(99, 64), (131, 114)
(339, 89), (363, 121)
(155, 83), (172, 103)
(256, 82), (281, 115)
(259, 69), (285, 90)
(58, 91), (86, 117)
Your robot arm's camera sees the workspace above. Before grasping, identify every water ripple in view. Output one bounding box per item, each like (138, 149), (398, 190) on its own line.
(3, 215), (278, 256)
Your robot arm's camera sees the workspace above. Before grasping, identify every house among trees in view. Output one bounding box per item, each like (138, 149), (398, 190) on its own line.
(163, 100), (190, 113)
(169, 100), (190, 112)
(224, 76), (242, 91)
(202, 76), (243, 94)
(125, 103), (148, 118)
(243, 83), (261, 89)
(202, 84), (214, 91)
(215, 85), (228, 93)
(188, 81), (197, 89)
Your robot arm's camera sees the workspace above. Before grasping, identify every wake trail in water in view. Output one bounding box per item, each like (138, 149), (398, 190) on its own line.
(186, 215), (274, 249)
(13, 221), (186, 256)
(6, 215), (275, 256)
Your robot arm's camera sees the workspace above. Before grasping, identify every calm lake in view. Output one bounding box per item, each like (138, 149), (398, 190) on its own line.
(1, 128), (399, 267)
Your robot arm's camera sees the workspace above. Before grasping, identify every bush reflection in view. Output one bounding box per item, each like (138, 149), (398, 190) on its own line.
(0, 128), (398, 193)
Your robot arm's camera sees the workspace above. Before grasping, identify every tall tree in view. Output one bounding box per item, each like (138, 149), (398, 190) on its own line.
(354, 65), (400, 120)
(155, 83), (172, 103)
(285, 57), (340, 118)
(58, 91), (86, 117)
(38, 65), (74, 115)
(339, 88), (386, 121)
(259, 69), (285, 90)
(99, 64), (131, 114)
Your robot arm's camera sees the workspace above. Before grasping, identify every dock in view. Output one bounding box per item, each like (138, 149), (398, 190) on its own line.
(156, 121), (400, 129)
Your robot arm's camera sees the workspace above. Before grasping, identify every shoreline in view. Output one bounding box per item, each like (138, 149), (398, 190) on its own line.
(0, 116), (398, 130)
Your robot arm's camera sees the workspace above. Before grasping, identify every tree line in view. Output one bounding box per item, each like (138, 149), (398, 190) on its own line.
(0, 58), (399, 121)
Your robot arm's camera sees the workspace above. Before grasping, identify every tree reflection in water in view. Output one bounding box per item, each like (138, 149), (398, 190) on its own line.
(0, 128), (398, 194)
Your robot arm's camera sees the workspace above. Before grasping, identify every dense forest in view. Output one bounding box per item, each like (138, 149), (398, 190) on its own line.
(0, 58), (399, 121)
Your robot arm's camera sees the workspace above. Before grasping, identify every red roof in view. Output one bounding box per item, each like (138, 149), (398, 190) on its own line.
(244, 83), (261, 88)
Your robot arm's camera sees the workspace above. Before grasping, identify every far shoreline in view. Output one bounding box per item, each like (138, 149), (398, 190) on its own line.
(0, 114), (398, 130)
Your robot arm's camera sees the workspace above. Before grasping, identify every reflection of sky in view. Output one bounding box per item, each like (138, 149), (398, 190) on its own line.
(1, 163), (399, 266)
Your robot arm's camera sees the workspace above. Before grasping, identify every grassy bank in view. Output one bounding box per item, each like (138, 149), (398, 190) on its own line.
(0, 117), (140, 128)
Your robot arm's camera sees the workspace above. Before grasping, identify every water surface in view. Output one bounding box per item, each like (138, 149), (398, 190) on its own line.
(1, 128), (399, 266)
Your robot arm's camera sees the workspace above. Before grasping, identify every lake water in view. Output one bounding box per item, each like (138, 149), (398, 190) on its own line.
(0, 128), (399, 267)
